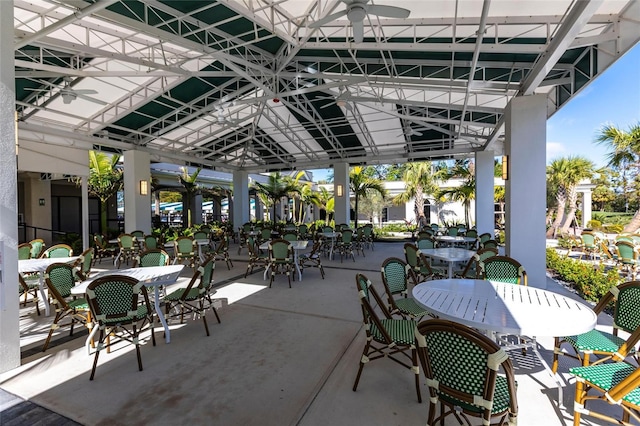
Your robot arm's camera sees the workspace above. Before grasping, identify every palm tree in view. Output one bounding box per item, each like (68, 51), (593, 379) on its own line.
(546, 158), (571, 238)
(558, 157), (595, 235)
(392, 162), (438, 228)
(595, 122), (640, 232)
(315, 187), (334, 225)
(297, 183), (321, 224)
(436, 160), (475, 228)
(179, 167), (201, 228)
(252, 172), (300, 227)
(85, 151), (123, 233)
(349, 166), (387, 228)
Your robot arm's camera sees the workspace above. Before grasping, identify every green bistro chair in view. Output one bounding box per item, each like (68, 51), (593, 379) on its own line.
(297, 224), (309, 240)
(479, 255), (527, 286)
(212, 234), (233, 270)
(42, 244), (73, 258)
(85, 275), (155, 380)
(361, 224), (374, 250)
(173, 236), (197, 267)
(298, 240), (325, 279)
(552, 280), (640, 374)
(478, 232), (493, 245)
(336, 229), (356, 263)
(381, 257), (433, 321)
(164, 257), (220, 336)
(616, 240), (638, 279)
(353, 273), (422, 403)
(42, 263), (90, 351)
(282, 231), (298, 242)
(416, 235), (437, 250)
(19, 274), (40, 315)
(570, 362), (640, 426)
(93, 234), (117, 264)
(415, 319), (518, 426)
(599, 240), (618, 267)
(267, 239), (294, 288)
(245, 236), (269, 278)
(18, 242), (32, 260)
(143, 234), (160, 251)
(579, 231), (598, 260)
(29, 239), (46, 258)
(455, 247), (498, 279)
(134, 249), (171, 267)
(403, 243), (441, 281)
(116, 234), (138, 268)
(74, 248), (94, 280)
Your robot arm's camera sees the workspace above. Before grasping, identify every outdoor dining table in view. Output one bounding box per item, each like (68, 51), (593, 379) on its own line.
(19, 256), (79, 316)
(321, 232), (339, 260)
(418, 247), (476, 278)
(195, 238), (211, 262)
(259, 240), (308, 281)
(412, 278), (597, 403)
(434, 235), (477, 247)
(71, 264), (185, 344)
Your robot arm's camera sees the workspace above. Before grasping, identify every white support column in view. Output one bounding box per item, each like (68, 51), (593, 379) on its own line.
(333, 163), (350, 225)
(475, 150), (496, 236)
(81, 177), (89, 250)
(505, 94), (547, 288)
(0, 0), (20, 373)
(582, 190), (593, 228)
(123, 150), (151, 234)
(232, 171), (249, 229)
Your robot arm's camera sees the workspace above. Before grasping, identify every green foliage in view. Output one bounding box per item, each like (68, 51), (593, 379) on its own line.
(61, 233), (83, 255)
(586, 219), (602, 230)
(546, 248), (621, 302)
(604, 224), (624, 233)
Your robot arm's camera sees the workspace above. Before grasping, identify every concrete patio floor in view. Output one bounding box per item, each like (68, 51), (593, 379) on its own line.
(0, 240), (625, 425)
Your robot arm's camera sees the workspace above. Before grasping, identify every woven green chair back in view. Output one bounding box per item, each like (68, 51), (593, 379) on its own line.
(341, 229), (354, 244)
(381, 257), (410, 296)
(175, 237), (195, 254)
(481, 256), (525, 285)
(259, 228), (271, 240)
(242, 223), (253, 232)
(193, 231), (209, 240)
(118, 234), (136, 249)
(269, 239), (291, 261)
(362, 225), (373, 237)
(298, 224), (308, 238)
(78, 248), (93, 275)
(283, 231), (298, 242)
(447, 227), (459, 236)
(481, 239), (499, 249)
(43, 244), (73, 258)
(614, 283), (640, 333)
(86, 276), (141, 322)
(465, 229), (478, 239)
(477, 247), (499, 263)
(29, 239), (45, 258)
(403, 243), (420, 269)
(45, 263), (77, 299)
(632, 235), (640, 245)
(416, 319), (515, 419)
(94, 234), (106, 248)
(581, 232), (597, 248)
(417, 237), (437, 250)
(616, 241), (637, 263)
(417, 230), (433, 239)
(18, 243), (32, 260)
(199, 257), (215, 292)
(130, 230), (144, 239)
(478, 233), (492, 244)
(138, 250), (170, 267)
(143, 235), (159, 250)
(322, 226), (334, 233)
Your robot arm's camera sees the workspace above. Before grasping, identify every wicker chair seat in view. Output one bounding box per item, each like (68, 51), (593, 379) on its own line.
(564, 329), (631, 354)
(370, 318), (416, 345)
(571, 362), (640, 406)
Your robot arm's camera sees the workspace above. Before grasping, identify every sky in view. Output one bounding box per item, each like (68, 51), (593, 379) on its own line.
(310, 42), (640, 181)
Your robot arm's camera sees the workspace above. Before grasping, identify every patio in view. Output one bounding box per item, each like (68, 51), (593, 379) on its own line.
(0, 241), (623, 425)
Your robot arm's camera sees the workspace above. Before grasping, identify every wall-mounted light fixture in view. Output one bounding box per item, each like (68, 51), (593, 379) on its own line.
(139, 180), (149, 196)
(501, 155), (509, 180)
(336, 184), (344, 197)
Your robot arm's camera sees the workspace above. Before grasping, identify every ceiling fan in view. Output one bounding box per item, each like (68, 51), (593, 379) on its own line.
(215, 107), (241, 127)
(398, 125), (428, 138)
(309, 0), (411, 43)
(27, 77), (98, 104)
(314, 87), (356, 110)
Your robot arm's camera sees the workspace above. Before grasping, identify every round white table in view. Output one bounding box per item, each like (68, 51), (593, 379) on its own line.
(412, 279), (597, 403)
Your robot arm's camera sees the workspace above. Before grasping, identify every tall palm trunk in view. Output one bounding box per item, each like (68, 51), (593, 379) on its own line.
(559, 185), (578, 234)
(414, 187), (425, 226)
(623, 209), (640, 233)
(546, 186), (567, 238)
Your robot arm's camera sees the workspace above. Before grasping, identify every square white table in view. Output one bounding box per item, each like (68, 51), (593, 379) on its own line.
(412, 278), (597, 402)
(259, 240), (308, 281)
(434, 235), (477, 248)
(321, 232), (339, 260)
(419, 247), (475, 278)
(19, 256), (79, 316)
(71, 264), (185, 344)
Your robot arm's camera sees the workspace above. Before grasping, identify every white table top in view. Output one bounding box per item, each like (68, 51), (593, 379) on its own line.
(435, 235), (477, 243)
(412, 279), (597, 337)
(259, 240), (308, 251)
(19, 256), (79, 273)
(419, 248), (476, 262)
(71, 265), (185, 295)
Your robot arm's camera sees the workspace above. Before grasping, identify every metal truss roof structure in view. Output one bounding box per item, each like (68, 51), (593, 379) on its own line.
(14, 0), (640, 173)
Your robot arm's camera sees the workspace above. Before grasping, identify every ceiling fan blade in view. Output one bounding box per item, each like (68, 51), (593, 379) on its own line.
(352, 21), (364, 43)
(309, 10), (348, 28)
(319, 102), (336, 109)
(75, 93), (108, 105)
(367, 5), (410, 19)
(72, 89), (98, 95)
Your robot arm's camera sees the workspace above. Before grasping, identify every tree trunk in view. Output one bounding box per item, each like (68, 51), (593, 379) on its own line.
(546, 188), (567, 238)
(100, 200), (108, 234)
(354, 194), (359, 228)
(623, 209), (640, 233)
(559, 186), (578, 235)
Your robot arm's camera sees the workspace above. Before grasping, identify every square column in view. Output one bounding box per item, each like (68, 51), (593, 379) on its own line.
(505, 94), (547, 288)
(123, 150), (151, 234)
(475, 150), (496, 236)
(333, 163), (350, 225)
(233, 171), (249, 228)
(0, 0), (20, 373)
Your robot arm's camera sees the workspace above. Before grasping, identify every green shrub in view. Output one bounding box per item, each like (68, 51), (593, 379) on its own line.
(546, 248), (621, 302)
(586, 220), (602, 230)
